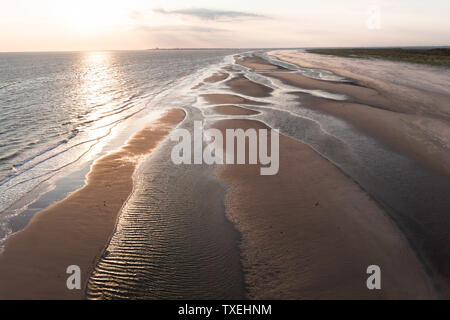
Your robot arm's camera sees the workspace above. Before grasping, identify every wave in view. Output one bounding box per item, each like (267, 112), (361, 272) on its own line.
(0, 49), (240, 249)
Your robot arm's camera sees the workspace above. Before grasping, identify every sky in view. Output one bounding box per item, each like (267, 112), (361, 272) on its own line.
(0, 0), (449, 51)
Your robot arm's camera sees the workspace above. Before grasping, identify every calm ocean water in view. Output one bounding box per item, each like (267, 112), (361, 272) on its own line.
(0, 49), (242, 246)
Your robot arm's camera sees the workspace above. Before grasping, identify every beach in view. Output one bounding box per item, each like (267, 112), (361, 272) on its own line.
(213, 118), (437, 299)
(265, 54), (450, 177)
(1, 0), (449, 308)
(0, 109), (185, 299)
(204, 52), (447, 298)
(0, 49), (448, 300)
(266, 51), (450, 295)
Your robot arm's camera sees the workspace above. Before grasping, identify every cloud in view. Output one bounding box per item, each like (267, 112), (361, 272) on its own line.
(137, 25), (229, 34)
(153, 8), (267, 21)
(134, 24), (234, 48)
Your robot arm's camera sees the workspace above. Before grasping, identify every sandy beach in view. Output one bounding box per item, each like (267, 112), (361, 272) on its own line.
(292, 92), (450, 177)
(0, 50), (447, 300)
(1, 0), (448, 304)
(235, 55), (287, 72)
(0, 109), (185, 299)
(265, 51), (450, 294)
(194, 64), (443, 298)
(204, 72), (229, 83)
(212, 118), (437, 299)
(268, 50), (450, 120)
(214, 105), (260, 116)
(202, 93), (267, 105)
(263, 70), (450, 177)
(198, 68), (439, 297)
(226, 75), (273, 98)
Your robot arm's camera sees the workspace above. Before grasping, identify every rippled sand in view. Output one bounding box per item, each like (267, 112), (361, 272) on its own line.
(88, 52), (448, 299)
(0, 109), (185, 299)
(214, 118), (438, 299)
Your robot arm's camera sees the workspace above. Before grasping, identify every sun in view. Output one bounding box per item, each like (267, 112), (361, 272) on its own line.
(55, 0), (130, 35)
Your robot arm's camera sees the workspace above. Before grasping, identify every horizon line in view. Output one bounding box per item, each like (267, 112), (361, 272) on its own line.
(1, 45), (449, 54)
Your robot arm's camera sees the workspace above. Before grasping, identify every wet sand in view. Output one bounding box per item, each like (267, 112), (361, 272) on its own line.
(192, 73), (229, 90)
(269, 50), (450, 120)
(0, 109), (186, 300)
(191, 82), (204, 90)
(204, 72), (229, 83)
(221, 65), (236, 72)
(236, 56), (287, 72)
(202, 93), (267, 105)
(226, 75), (273, 98)
(213, 118), (438, 299)
(267, 72), (392, 109)
(266, 70), (450, 178)
(214, 105), (260, 116)
(294, 93), (450, 177)
(200, 65), (446, 298)
(268, 51), (450, 294)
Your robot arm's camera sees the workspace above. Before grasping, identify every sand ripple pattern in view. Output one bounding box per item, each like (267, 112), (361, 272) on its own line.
(87, 113), (245, 300)
(88, 51), (450, 298)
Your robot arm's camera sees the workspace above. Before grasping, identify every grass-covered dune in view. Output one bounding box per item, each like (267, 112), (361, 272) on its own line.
(307, 48), (450, 68)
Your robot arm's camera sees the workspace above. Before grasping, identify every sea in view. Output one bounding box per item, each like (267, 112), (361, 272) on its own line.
(0, 49), (243, 247)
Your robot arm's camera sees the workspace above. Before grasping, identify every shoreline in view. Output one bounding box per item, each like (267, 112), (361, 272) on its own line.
(266, 51), (450, 295)
(0, 51), (447, 299)
(265, 71), (450, 178)
(0, 109), (186, 299)
(268, 50), (450, 120)
(214, 105), (260, 116)
(201, 58), (446, 298)
(199, 61), (441, 297)
(212, 117), (438, 299)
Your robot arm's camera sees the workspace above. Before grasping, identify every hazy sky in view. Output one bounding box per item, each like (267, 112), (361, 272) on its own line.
(1, 0), (449, 51)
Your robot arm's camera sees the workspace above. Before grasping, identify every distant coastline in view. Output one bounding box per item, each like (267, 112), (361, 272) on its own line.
(2, 45), (449, 55)
(306, 47), (450, 68)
